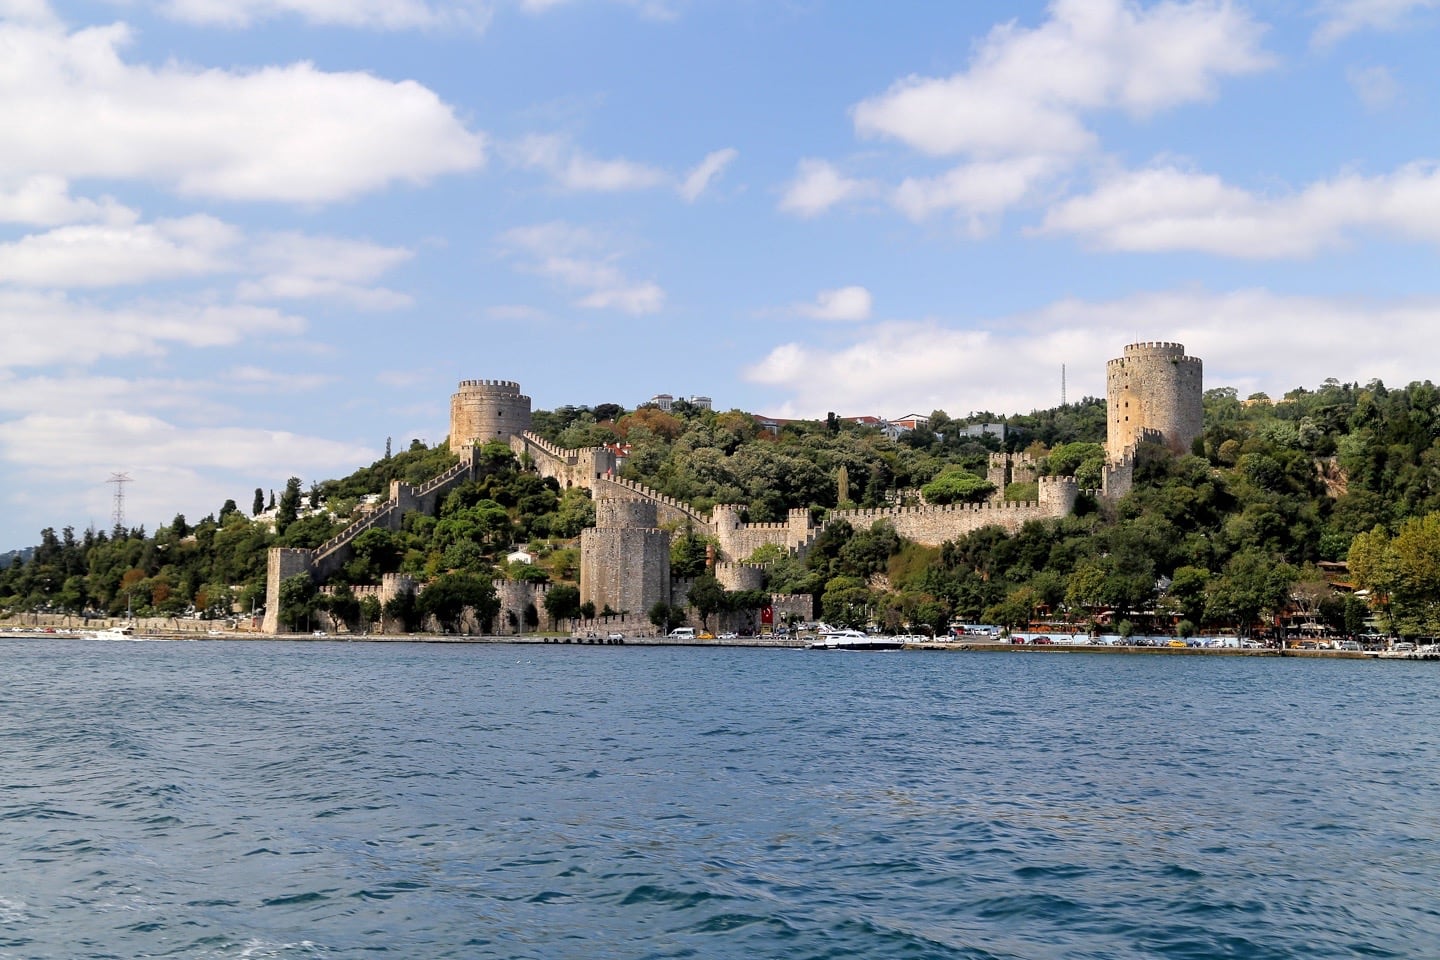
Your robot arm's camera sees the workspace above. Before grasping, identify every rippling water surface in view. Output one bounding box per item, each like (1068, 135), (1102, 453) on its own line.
(1, 639), (1437, 958)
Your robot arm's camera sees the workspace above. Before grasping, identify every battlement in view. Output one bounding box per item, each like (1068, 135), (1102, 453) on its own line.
(455, 379), (524, 393)
(517, 431), (585, 463)
(836, 500), (1041, 521)
(1109, 342), (1200, 365)
(595, 476), (711, 526)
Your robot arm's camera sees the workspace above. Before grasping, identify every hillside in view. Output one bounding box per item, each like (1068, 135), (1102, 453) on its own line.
(6, 378), (1440, 638)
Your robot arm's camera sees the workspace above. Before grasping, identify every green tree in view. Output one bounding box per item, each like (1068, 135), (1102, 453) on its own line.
(278, 573), (318, 632)
(276, 477), (302, 535)
(544, 583), (581, 629)
(418, 572), (499, 634)
(253, 488), (264, 516)
(648, 600), (682, 634)
(1206, 549), (1298, 637)
(358, 595), (381, 630)
(687, 574), (726, 629)
(821, 575), (872, 628)
(922, 469), (995, 505)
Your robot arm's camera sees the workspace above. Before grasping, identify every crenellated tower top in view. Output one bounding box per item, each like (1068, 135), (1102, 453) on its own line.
(450, 379), (532, 448)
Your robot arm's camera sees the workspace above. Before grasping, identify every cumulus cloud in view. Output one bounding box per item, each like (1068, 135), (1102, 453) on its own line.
(509, 134), (669, 192)
(797, 286), (873, 322)
(500, 221), (664, 315)
(0, 176), (138, 227)
(0, 291), (305, 368)
(0, 215), (240, 287)
(893, 156), (1061, 227)
(1038, 161), (1440, 257)
(1313, 0), (1439, 46)
(852, 0), (1273, 159)
(797, 0), (1274, 226)
(155, 0), (493, 30)
(778, 159), (875, 217)
(0, 403), (374, 534)
(0, 18), (484, 203)
(237, 233), (415, 309)
(679, 148), (738, 202)
(745, 289), (1440, 420)
(518, 0), (682, 19)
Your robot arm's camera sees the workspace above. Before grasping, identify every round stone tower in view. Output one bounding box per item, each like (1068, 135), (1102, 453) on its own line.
(580, 499), (671, 628)
(449, 380), (531, 448)
(1105, 342), (1203, 462)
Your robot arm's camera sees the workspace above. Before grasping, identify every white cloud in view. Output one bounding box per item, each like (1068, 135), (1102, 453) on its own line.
(0, 19), (484, 203)
(155, 0), (493, 30)
(500, 221), (665, 315)
(0, 215), (240, 287)
(797, 286), (873, 322)
(893, 156), (1060, 227)
(0, 366), (374, 540)
(745, 289), (1440, 419)
(679, 147), (738, 202)
(852, 0), (1272, 159)
(1313, 0), (1439, 46)
(778, 159), (874, 218)
(225, 366), (335, 392)
(0, 404), (374, 533)
(1348, 64), (1400, 110)
(0, 176), (138, 227)
(1039, 162), (1440, 257)
(0, 291), (305, 368)
(0, 0), (56, 26)
(238, 233), (415, 309)
(518, 0), (681, 20)
(509, 134), (668, 192)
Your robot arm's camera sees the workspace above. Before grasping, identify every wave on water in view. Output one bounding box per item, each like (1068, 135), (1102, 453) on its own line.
(0, 640), (1436, 959)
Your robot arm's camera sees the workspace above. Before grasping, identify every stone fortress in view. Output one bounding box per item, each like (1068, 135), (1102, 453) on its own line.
(263, 343), (1202, 635)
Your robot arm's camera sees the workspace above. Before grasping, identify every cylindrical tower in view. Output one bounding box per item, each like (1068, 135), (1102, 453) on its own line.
(449, 380), (532, 449)
(1105, 342), (1203, 461)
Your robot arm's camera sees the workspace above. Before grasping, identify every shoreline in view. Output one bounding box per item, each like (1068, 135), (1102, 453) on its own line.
(0, 628), (1384, 658)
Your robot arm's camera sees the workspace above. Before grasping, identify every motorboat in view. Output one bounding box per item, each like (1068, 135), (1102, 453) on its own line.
(86, 625), (135, 640)
(808, 629), (904, 651)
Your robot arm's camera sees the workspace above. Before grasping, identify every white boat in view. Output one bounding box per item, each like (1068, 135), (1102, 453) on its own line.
(86, 625), (135, 640)
(809, 629), (904, 651)
(1377, 643), (1440, 661)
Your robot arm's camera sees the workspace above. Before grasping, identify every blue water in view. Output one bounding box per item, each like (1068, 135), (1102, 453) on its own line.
(1, 640), (1437, 959)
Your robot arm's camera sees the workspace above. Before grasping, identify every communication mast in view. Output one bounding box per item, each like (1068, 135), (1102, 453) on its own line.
(1061, 364), (1067, 407)
(108, 472), (132, 531)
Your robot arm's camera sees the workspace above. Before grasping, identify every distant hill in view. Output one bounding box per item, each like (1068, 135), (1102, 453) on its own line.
(1, 547), (33, 567)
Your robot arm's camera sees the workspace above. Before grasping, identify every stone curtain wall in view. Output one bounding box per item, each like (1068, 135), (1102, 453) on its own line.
(830, 476), (1078, 546)
(511, 432), (618, 491)
(590, 475), (711, 530)
(710, 505), (814, 560)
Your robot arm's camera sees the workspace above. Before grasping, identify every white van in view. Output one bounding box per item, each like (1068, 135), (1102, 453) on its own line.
(668, 627), (696, 640)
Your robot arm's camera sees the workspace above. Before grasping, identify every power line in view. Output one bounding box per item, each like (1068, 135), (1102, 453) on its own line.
(107, 472), (132, 531)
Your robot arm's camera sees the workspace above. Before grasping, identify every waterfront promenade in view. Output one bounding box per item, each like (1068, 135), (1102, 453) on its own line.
(0, 617), (1378, 658)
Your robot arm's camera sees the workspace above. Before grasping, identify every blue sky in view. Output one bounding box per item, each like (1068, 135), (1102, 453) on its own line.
(2, 0), (1439, 548)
